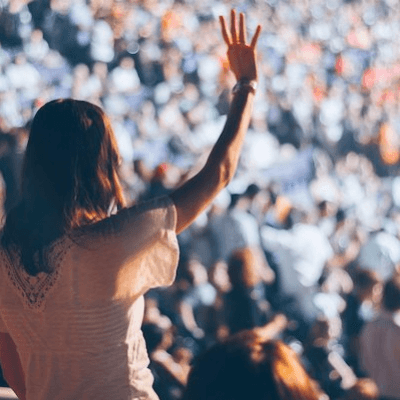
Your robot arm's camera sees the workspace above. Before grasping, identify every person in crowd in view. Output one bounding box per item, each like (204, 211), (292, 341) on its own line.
(139, 163), (174, 202)
(261, 205), (333, 338)
(110, 56), (141, 95)
(142, 322), (188, 400)
(225, 248), (272, 335)
(0, 10), (261, 400)
(360, 273), (400, 400)
(178, 258), (217, 343)
(340, 268), (382, 374)
(357, 228), (400, 281)
(208, 188), (275, 284)
(206, 259), (232, 340)
(182, 322), (323, 400)
(304, 316), (345, 399)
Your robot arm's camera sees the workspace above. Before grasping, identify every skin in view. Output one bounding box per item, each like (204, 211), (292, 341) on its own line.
(0, 9), (261, 398)
(170, 10), (261, 233)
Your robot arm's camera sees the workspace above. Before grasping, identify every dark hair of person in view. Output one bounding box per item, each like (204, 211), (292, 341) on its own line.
(183, 331), (321, 400)
(335, 208), (346, 224)
(352, 269), (380, 292)
(244, 183), (260, 199)
(317, 200), (328, 212)
(2, 99), (126, 275)
(382, 273), (400, 312)
(142, 322), (164, 354)
(228, 193), (241, 210)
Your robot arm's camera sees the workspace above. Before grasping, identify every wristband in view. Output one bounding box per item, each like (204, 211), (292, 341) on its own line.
(232, 79), (257, 94)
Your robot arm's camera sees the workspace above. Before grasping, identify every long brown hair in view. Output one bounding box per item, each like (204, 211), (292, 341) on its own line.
(2, 99), (126, 275)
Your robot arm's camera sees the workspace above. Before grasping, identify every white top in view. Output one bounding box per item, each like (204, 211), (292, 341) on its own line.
(0, 196), (179, 400)
(210, 209), (261, 262)
(261, 223), (333, 289)
(261, 223), (333, 322)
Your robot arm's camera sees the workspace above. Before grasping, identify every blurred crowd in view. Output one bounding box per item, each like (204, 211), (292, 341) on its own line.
(1, 0), (400, 399)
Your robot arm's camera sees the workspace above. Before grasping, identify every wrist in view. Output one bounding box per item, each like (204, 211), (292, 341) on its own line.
(232, 79), (257, 95)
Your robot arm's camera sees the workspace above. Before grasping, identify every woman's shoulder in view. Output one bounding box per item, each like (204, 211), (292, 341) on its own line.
(76, 195), (176, 239)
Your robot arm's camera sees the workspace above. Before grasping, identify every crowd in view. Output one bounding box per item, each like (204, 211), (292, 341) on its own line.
(1, 0), (400, 399)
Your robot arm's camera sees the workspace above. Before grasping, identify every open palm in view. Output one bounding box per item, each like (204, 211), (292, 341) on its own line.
(219, 9), (261, 82)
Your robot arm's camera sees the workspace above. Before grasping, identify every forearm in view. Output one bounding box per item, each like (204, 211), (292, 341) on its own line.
(171, 9), (260, 234)
(171, 87), (255, 233)
(208, 88), (255, 181)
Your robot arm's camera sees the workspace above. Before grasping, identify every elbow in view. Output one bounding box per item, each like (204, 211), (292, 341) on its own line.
(201, 161), (232, 194)
(204, 165), (232, 195)
(219, 159), (236, 188)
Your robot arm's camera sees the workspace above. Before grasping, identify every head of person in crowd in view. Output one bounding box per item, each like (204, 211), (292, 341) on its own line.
(341, 378), (379, 400)
(209, 260), (231, 294)
(228, 193), (241, 210)
(142, 322), (165, 355)
(382, 273), (400, 313)
(229, 184), (263, 215)
(133, 158), (153, 183)
(352, 269), (382, 304)
(152, 162), (170, 185)
(244, 183), (261, 198)
(228, 248), (262, 290)
(2, 98), (126, 275)
(183, 330), (322, 400)
(318, 200), (337, 220)
(142, 322), (175, 355)
(335, 207), (346, 224)
(186, 258), (209, 287)
(307, 316), (342, 348)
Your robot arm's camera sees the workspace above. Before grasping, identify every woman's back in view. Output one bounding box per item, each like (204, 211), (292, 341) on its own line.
(0, 197), (178, 400)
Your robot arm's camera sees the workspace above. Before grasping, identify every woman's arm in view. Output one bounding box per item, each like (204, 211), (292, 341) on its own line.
(0, 333), (26, 400)
(170, 10), (261, 234)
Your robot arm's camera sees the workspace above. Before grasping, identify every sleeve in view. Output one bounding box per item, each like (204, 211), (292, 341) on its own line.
(84, 196), (179, 300)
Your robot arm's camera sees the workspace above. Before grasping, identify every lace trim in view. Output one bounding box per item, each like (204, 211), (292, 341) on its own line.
(2, 237), (72, 312)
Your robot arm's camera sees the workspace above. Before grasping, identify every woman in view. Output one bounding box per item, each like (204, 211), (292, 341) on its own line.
(0, 9), (260, 400)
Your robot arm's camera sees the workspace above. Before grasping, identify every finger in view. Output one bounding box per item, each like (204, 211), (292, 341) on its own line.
(230, 9), (238, 43)
(239, 13), (246, 44)
(219, 16), (231, 46)
(250, 25), (262, 48)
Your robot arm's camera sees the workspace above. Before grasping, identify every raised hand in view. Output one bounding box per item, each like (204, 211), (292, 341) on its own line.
(219, 9), (261, 83)
(171, 11), (261, 234)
